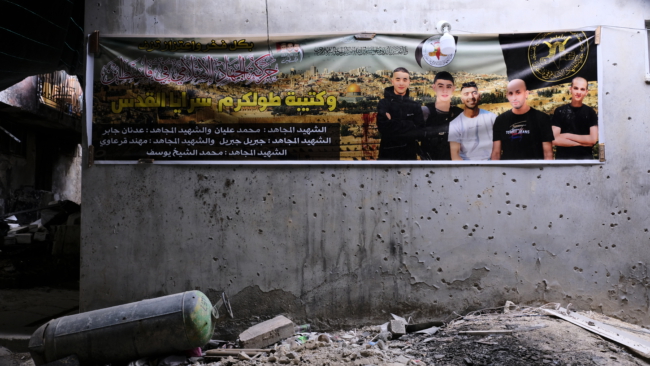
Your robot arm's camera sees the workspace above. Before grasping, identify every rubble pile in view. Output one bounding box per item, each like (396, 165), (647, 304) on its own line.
(133, 305), (650, 366)
(0, 200), (80, 288)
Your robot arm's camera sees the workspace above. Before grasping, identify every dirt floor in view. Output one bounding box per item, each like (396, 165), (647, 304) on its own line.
(198, 304), (650, 366)
(3, 303), (650, 366)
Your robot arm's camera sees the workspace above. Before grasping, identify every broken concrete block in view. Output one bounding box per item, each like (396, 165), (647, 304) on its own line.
(389, 319), (406, 337)
(33, 232), (48, 242)
(239, 315), (295, 349)
(15, 233), (33, 244)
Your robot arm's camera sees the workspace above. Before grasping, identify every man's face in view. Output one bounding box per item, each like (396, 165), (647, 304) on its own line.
(293, 43), (301, 53)
(460, 87), (480, 109)
(506, 80), (529, 110)
(280, 43), (287, 52)
(432, 79), (454, 102)
(570, 78), (588, 104)
(391, 71), (411, 96)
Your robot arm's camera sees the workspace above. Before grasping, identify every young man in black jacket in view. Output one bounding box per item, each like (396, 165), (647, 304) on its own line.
(376, 67), (424, 160)
(420, 71), (463, 160)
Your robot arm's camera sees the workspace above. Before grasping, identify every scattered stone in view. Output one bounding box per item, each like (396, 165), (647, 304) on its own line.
(464, 357), (474, 365)
(317, 334), (331, 342)
(286, 352), (298, 359)
(377, 340), (387, 350)
(389, 320), (406, 337)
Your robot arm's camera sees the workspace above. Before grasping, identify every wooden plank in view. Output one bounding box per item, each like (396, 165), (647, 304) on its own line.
(542, 307), (650, 358)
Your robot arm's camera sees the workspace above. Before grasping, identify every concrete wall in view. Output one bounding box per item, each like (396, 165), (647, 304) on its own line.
(83, 0), (650, 330)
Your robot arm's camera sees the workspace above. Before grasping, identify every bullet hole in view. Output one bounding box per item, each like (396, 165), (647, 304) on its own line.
(633, 265), (637, 269)
(292, 201), (296, 204)
(212, 257), (218, 261)
(502, 172), (506, 175)
(612, 244), (617, 248)
(440, 229), (444, 233)
(576, 243), (579, 246)
(537, 175), (541, 179)
(428, 181), (432, 184)
(523, 205), (528, 209)
(425, 174), (430, 177)
(516, 204), (520, 208)
(436, 257), (441, 261)
(534, 226), (537, 229)
(427, 217), (431, 220)
(360, 184), (365, 188)
(414, 184), (419, 188)
(628, 217), (631, 221)
(401, 229), (405, 233)
(377, 191), (382, 195)
(548, 222), (553, 228)
(463, 225), (469, 230)
(432, 208), (438, 213)
(532, 243), (536, 246)
(488, 236), (494, 240)
(606, 272), (611, 277)
(258, 229), (263, 233)
(384, 257), (388, 261)
(613, 63), (617, 66)
(371, 207), (375, 210)
(358, 207), (362, 209)
(628, 117), (631, 120)
(506, 200), (511, 204)
(497, 211), (501, 214)
(566, 249), (570, 252)
(512, 179), (516, 182)
(437, 268), (443, 272)
(393, 20), (397, 23)
(506, 192), (510, 195)
(605, 246), (609, 249)
(618, 210), (621, 214)
(606, 92), (609, 95)
(645, 229), (648, 232)
(607, 176), (610, 179)
(222, 193), (227, 198)
(566, 183), (570, 186)
(313, 213), (317, 217)
(494, 252), (498, 255)
(342, 192), (347, 196)
(454, 178), (459, 182)
(598, 243), (602, 247)
(507, 211), (512, 215)
(559, 214), (564, 218)
(574, 267), (583, 272)
(624, 210), (628, 213)
(477, 194), (482, 198)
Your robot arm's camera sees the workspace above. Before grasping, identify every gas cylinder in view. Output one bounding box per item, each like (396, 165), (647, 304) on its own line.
(28, 290), (216, 365)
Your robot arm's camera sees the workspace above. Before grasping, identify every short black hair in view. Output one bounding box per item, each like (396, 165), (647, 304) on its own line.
(393, 67), (410, 75)
(461, 81), (478, 90)
(434, 71), (454, 84)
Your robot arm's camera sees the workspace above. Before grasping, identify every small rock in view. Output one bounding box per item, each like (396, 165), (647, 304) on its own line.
(464, 357), (474, 365)
(376, 331), (392, 342)
(286, 352), (298, 360)
(318, 334), (331, 342)
(278, 356), (290, 364)
(305, 341), (318, 350)
(434, 354), (445, 359)
(267, 355), (277, 362)
(377, 340), (387, 350)
(389, 320), (407, 337)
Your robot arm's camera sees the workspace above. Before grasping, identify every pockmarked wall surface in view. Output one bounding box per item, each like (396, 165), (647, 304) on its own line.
(83, 0), (650, 329)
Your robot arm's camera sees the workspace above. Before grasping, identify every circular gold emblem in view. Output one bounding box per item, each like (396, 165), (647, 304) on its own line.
(528, 31), (589, 82)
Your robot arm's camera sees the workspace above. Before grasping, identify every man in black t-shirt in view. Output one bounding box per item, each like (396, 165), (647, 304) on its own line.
(551, 77), (598, 159)
(491, 79), (554, 160)
(420, 71), (463, 160)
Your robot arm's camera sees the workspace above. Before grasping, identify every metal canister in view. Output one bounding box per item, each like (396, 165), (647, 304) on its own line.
(29, 290), (216, 365)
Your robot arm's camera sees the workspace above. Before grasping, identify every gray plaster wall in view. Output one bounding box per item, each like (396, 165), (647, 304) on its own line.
(83, 0), (650, 329)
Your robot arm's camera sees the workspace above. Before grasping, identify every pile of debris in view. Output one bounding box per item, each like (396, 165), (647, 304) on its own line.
(130, 304), (650, 366)
(0, 200), (80, 287)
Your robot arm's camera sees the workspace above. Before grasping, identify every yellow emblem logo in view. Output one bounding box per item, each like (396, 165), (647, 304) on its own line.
(528, 31), (589, 82)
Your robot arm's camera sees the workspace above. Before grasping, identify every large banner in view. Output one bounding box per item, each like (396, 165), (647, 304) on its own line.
(90, 31), (598, 163)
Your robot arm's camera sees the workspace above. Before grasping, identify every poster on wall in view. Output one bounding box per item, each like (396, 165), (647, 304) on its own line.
(90, 30), (599, 163)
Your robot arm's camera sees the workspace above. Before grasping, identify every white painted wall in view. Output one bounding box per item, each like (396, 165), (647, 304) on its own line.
(83, 0), (650, 329)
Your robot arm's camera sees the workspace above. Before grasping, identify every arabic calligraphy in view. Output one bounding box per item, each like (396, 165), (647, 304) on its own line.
(137, 39), (254, 53)
(109, 92), (212, 114)
(217, 91), (337, 112)
(94, 123), (339, 160)
(100, 54), (279, 86)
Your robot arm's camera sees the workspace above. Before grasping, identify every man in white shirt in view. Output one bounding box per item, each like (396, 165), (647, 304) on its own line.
(448, 81), (497, 160)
